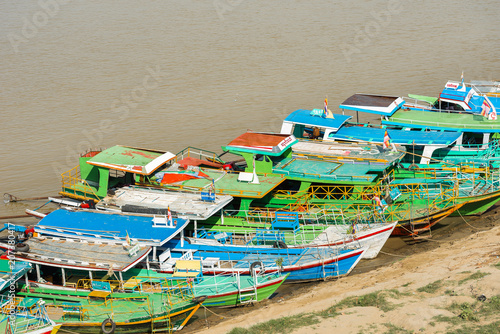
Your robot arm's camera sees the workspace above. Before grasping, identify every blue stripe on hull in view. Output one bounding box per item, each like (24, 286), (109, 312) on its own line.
(284, 252), (362, 281)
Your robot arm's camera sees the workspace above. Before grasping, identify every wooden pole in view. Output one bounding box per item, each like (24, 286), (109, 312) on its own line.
(0, 214), (29, 220)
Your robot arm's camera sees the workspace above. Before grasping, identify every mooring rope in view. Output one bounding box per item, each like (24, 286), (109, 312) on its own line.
(201, 303), (227, 319)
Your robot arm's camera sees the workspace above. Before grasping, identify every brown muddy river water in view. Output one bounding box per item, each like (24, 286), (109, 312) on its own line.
(2, 0), (499, 215)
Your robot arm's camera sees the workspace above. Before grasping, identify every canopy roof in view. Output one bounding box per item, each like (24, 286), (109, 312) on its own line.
(385, 109), (500, 133)
(224, 132), (298, 156)
(273, 157), (387, 184)
(87, 145), (176, 175)
(283, 109), (352, 131)
(340, 94), (405, 116)
(35, 209), (189, 246)
(330, 125), (461, 146)
(14, 237), (151, 272)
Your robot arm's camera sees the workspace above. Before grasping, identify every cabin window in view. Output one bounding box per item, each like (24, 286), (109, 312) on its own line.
(438, 101), (465, 111)
(109, 169), (126, 178)
(108, 169), (133, 188)
(462, 132), (483, 147)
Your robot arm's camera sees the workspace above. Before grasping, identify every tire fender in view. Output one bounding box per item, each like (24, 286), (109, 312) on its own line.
(101, 318), (116, 334)
(15, 243), (29, 252)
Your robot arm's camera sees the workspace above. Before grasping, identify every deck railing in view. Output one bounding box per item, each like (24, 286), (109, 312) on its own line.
(60, 165), (100, 201)
(0, 296), (53, 333)
(74, 276), (195, 307)
(175, 146), (223, 164)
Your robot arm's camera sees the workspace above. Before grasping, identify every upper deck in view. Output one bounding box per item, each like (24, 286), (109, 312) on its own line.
(161, 168), (287, 199)
(273, 157), (385, 184)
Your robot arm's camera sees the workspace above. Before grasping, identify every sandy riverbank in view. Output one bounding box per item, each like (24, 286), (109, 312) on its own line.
(191, 209), (500, 334)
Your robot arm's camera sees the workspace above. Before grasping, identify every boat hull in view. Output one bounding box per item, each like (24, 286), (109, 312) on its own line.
(201, 274), (287, 307)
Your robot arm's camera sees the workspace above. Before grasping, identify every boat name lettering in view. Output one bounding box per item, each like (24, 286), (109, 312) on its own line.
(278, 137), (293, 149)
(128, 244), (140, 257)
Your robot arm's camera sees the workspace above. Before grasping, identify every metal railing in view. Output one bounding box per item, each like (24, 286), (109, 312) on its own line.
(60, 165), (100, 201)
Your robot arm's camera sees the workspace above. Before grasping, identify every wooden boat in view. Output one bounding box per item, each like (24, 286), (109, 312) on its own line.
(5, 234), (201, 333)
(10, 235), (287, 308)
(18, 285), (201, 333)
(336, 80), (500, 167)
(160, 239), (367, 282)
(329, 94), (500, 167)
(55, 143), (400, 245)
(189, 211), (397, 259)
(28, 208), (367, 282)
(58, 132), (489, 238)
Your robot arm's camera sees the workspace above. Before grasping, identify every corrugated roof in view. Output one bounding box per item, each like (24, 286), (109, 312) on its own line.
(35, 209), (188, 246)
(331, 126), (461, 145)
(339, 94), (405, 116)
(283, 109), (352, 131)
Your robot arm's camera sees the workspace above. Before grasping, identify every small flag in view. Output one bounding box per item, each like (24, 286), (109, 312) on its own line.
(167, 206), (173, 225)
(323, 98), (328, 117)
(373, 196), (383, 207)
(481, 106), (488, 117)
(125, 231), (131, 246)
(460, 71), (464, 86)
(481, 99), (491, 118)
(383, 130), (391, 149)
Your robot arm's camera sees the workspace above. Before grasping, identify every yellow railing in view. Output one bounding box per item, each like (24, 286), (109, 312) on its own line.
(60, 165), (100, 201)
(75, 276), (194, 308)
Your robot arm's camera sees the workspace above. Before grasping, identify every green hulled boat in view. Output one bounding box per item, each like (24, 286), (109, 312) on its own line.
(12, 236), (287, 309)
(18, 281), (202, 333)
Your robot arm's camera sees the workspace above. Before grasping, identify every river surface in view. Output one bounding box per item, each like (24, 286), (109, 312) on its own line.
(1, 0), (500, 216)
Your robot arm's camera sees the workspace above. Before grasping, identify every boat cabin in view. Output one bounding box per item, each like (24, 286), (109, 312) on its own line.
(339, 94), (500, 166)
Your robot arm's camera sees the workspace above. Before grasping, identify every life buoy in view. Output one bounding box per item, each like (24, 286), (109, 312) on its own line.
(101, 318), (116, 334)
(272, 240), (287, 249)
(249, 261), (264, 275)
(15, 243), (29, 252)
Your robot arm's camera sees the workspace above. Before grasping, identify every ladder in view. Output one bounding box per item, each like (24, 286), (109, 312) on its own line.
(237, 272), (258, 305)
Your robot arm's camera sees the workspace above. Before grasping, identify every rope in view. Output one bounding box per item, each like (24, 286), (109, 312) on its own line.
(456, 209), (483, 231)
(379, 250), (406, 257)
(201, 304), (228, 320)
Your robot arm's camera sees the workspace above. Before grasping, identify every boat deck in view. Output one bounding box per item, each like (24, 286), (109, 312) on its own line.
(97, 186), (233, 219)
(292, 140), (405, 165)
(165, 169), (286, 199)
(331, 125), (462, 146)
(273, 157), (381, 184)
(15, 237), (151, 272)
(232, 246), (342, 269)
(23, 288), (192, 326)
